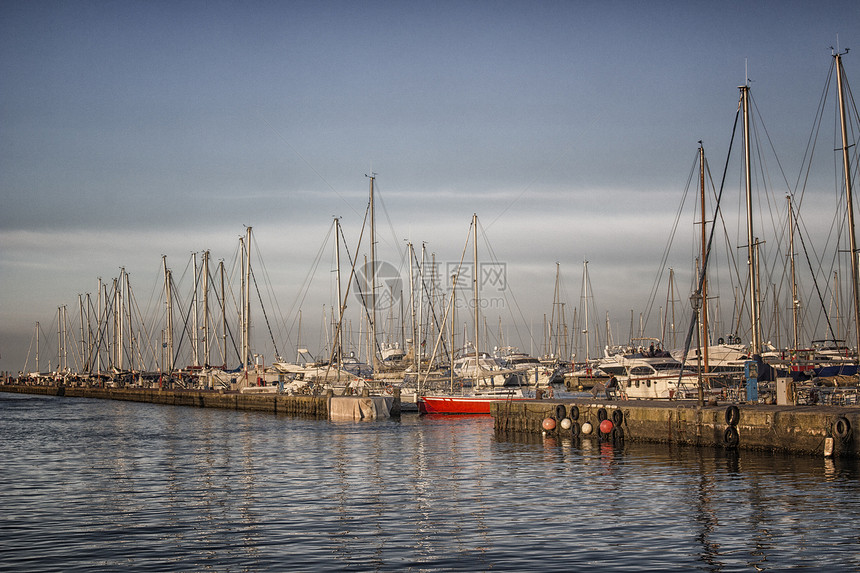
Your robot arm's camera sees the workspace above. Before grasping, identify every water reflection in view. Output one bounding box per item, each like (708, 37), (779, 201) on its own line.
(3, 394), (860, 571)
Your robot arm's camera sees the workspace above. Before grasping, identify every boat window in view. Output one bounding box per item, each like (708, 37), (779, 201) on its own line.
(630, 366), (653, 376)
(652, 363), (680, 372)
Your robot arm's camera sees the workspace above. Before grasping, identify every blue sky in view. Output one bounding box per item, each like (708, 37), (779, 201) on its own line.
(2, 1), (859, 373)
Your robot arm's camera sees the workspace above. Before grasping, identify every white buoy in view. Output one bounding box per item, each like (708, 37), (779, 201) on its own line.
(581, 421), (593, 435)
(560, 417), (572, 430)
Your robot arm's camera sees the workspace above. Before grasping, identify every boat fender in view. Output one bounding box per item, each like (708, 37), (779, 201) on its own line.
(834, 416), (852, 441)
(725, 405), (740, 426)
(568, 404), (580, 421)
(581, 421), (593, 435)
(597, 407), (608, 422)
(611, 427), (624, 442)
(560, 417), (572, 430)
(555, 404), (566, 420)
(612, 409), (624, 426)
(724, 426), (740, 448)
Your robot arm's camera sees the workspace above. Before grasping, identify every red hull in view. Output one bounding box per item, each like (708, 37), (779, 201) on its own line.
(418, 395), (532, 415)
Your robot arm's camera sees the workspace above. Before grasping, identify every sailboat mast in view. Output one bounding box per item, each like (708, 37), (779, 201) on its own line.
(368, 175), (378, 373)
(788, 195), (800, 349)
(242, 227), (252, 382)
(699, 144), (709, 372)
(835, 52), (860, 360)
(202, 250), (210, 366)
(163, 256), (174, 373)
(583, 261), (590, 363)
(741, 84), (761, 354)
(472, 213), (479, 385)
(335, 217), (344, 368)
(192, 252), (199, 367)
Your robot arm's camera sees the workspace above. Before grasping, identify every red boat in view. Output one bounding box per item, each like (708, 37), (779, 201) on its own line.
(418, 388), (531, 415)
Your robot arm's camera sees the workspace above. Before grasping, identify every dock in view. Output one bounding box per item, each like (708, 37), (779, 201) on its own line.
(492, 399), (859, 458)
(0, 384), (400, 420)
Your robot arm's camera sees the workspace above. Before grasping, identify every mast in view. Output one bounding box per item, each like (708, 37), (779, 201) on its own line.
(35, 322), (40, 373)
(835, 51), (860, 360)
(162, 256), (174, 373)
(472, 213), (479, 386)
(368, 174), (378, 374)
(202, 250), (210, 366)
(788, 195), (800, 349)
(334, 217), (344, 369)
(192, 252), (199, 367)
(409, 242), (419, 373)
(582, 261), (590, 363)
(741, 84), (762, 354)
(243, 227), (252, 383)
(699, 144), (709, 372)
(219, 259), (227, 368)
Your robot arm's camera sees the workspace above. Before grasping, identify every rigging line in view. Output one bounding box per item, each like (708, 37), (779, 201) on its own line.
(407, 245), (451, 363)
(485, 143), (572, 231)
(642, 148), (700, 336)
(126, 276), (160, 370)
(476, 217), (534, 354)
(794, 201), (839, 342)
(678, 95), (743, 386)
(280, 221), (336, 343)
(205, 261), (240, 367)
(793, 58), (835, 210)
(259, 116), (363, 219)
(251, 238), (289, 358)
(249, 266), (281, 361)
(323, 200), (372, 375)
(371, 181), (408, 267)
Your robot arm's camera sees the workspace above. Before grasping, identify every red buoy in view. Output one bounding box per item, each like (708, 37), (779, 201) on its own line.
(599, 419), (614, 434)
(542, 417), (556, 430)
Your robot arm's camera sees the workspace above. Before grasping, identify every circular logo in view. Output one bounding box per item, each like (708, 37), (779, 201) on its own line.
(353, 260), (403, 311)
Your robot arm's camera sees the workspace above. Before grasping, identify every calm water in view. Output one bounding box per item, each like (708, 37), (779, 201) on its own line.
(1, 393), (859, 572)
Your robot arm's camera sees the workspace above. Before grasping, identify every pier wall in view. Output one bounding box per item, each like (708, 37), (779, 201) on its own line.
(492, 399), (860, 458)
(0, 385), (399, 419)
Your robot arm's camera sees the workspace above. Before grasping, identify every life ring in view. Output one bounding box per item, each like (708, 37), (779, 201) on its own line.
(612, 409), (624, 426)
(597, 407), (607, 422)
(834, 416), (852, 441)
(555, 404), (567, 420)
(384, 385), (394, 395)
(724, 426), (740, 447)
(546, 386), (555, 399)
(568, 405), (580, 421)
(725, 405), (740, 426)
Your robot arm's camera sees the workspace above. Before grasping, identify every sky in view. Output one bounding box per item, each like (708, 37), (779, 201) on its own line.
(2, 0), (860, 374)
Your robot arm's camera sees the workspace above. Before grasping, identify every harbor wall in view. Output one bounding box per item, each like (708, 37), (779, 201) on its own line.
(492, 399), (860, 458)
(0, 384), (400, 419)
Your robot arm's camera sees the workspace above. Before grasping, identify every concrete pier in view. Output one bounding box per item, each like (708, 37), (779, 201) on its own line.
(0, 384), (400, 419)
(492, 399), (860, 458)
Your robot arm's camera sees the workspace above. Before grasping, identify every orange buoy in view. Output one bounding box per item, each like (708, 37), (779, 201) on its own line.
(542, 417), (556, 430)
(599, 419), (614, 434)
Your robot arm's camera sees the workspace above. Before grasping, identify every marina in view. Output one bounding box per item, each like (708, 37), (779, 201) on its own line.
(5, 3), (860, 570)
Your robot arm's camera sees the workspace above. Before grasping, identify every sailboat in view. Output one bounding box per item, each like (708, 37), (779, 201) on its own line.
(418, 215), (568, 414)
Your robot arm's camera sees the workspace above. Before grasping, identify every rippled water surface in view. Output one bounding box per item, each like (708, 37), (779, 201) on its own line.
(2, 393), (859, 571)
